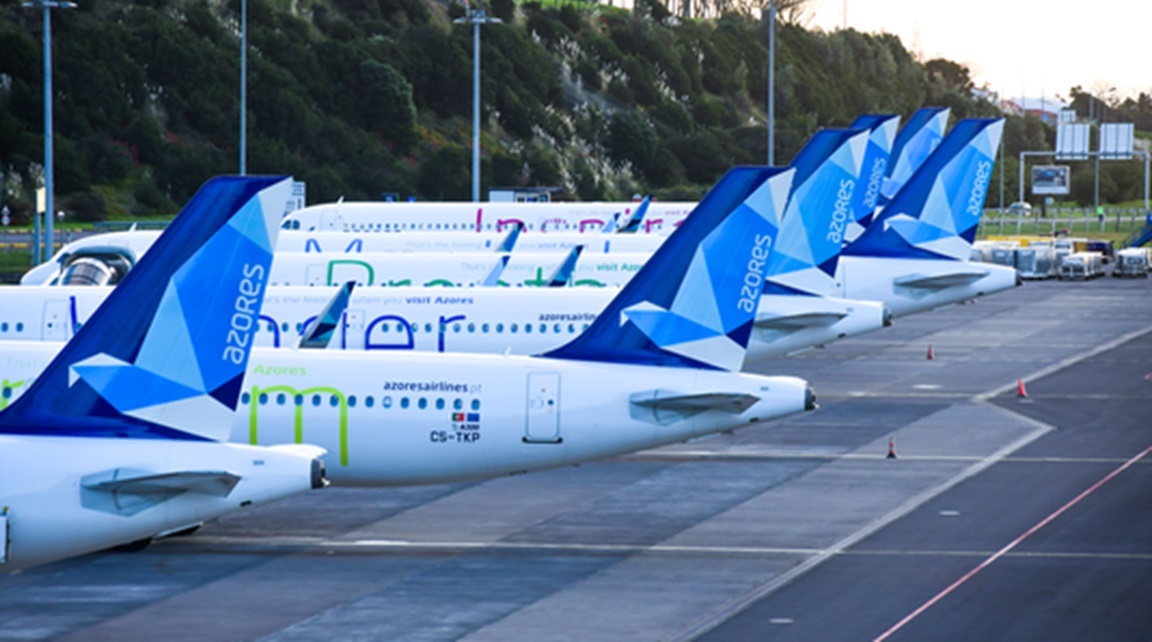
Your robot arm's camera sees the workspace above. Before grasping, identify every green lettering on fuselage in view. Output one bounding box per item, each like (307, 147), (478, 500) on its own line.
(249, 384), (350, 466)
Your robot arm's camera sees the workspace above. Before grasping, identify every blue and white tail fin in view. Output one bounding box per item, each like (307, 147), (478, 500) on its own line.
(760, 128), (870, 297)
(544, 167), (793, 371)
(0, 176), (291, 441)
(881, 107), (951, 202)
(845, 118), (1004, 261)
(844, 114), (900, 242)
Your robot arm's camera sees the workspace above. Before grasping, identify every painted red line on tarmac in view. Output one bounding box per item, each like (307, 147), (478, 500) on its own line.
(874, 442), (1152, 642)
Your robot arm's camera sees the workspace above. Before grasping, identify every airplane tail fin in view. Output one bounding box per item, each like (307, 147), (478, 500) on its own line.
(845, 118), (1004, 261)
(761, 128), (870, 297)
(845, 114), (901, 241)
(881, 107), (951, 201)
(0, 176), (291, 442)
(543, 166), (793, 370)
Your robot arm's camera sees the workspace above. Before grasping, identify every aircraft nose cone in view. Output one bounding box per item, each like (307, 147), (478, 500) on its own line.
(805, 385), (818, 411)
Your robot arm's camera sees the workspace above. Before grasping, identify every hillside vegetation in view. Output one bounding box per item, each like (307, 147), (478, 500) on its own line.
(0, 0), (1145, 223)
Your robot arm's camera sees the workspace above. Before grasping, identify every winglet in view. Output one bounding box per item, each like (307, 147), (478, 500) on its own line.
(495, 222), (523, 252)
(543, 166), (793, 370)
(481, 255), (510, 287)
(544, 245), (584, 287)
(0, 176), (291, 441)
(615, 196), (651, 234)
(299, 281), (357, 349)
(846, 118), (1004, 261)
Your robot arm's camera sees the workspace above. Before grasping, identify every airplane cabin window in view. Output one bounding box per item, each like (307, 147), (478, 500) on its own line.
(329, 395), (340, 407)
(241, 392), (251, 405)
(258, 393), (268, 405)
(435, 398), (445, 410)
(400, 396), (409, 409)
(383, 395), (393, 408)
(365, 396), (375, 408)
(471, 398), (481, 411)
(417, 397), (427, 409)
(453, 398), (463, 410)
(276, 393), (287, 405)
(348, 395), (357, 408)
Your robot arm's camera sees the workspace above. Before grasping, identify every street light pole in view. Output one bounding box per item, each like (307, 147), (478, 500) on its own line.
(766, 0), (775, 166)
(23, 0), (76, 263)
(240, 0), (247, 176)
(454, 8), (501, 203)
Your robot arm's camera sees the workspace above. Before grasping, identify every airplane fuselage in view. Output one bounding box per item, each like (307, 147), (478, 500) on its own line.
(0, 437), (322, 571)
(0, 345), (813, 487)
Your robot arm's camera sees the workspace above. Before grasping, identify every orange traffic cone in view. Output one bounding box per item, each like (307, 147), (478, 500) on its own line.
(926, 344), (935, 360)
(887, 438), (897, 459)
(1016, 378), (1028, 398)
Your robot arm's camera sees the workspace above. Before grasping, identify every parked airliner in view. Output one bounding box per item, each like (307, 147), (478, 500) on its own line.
(0, 176), (327, 572)
(281, 199), (695, 233)
(0, 167), (816, 486)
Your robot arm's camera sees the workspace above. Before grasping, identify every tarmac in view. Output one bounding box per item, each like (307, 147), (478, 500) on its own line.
(1, 276), (1149, 641)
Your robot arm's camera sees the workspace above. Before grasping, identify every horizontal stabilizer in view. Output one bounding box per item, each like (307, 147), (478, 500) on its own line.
(754, 310), (848, 330)
(894, 270), (988, 290)
(81, 468), (242, 516)
(630, 388), (759, 425)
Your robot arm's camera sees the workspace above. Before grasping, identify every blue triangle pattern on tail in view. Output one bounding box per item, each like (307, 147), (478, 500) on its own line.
(543, 167), (793, 370)
(881, 107), (951, 202)
(846, 114), (900, 236)
(0, 176), (291, 441)
(761, 128), (869, 296)
(845, 119), (1004, 261)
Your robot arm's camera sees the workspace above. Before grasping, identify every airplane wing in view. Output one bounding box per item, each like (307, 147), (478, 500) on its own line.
(630, 389), (760, 425)
(894, 270), (988, 290)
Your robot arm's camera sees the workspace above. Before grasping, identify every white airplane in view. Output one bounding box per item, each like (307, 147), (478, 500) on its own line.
(281, 198), (694, 233)
(0, 176), (328, 572)
(4, 127), (899, 359)
(766, 117), (1019, 318)
(19, 229), (670, 286)
(0, 166), (816, 487)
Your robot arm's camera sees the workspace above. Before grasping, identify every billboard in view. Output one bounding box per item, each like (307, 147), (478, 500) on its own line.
(1032, 165), (1070, 195)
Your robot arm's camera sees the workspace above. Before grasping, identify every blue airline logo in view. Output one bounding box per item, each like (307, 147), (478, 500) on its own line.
(620, 169), (792, 370)
(878, 119), (1003, 260)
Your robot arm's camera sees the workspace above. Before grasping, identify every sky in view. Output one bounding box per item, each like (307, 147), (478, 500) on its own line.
(803, 0), (1148, 105)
